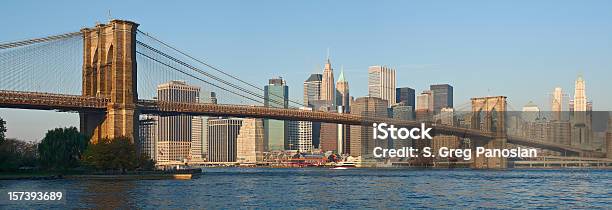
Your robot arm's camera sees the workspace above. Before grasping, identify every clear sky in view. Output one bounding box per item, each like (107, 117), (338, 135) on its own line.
(2, 0), (612, 141)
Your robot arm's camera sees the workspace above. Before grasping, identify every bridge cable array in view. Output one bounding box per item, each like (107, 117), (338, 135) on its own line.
(0, 31), (82, 95)
(0, 31), (82, 50)
(135, 50), (264, 104)
(135, 30), (306, 108)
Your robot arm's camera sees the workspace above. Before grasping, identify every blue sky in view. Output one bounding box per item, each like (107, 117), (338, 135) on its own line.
(2, 0), (612, 141)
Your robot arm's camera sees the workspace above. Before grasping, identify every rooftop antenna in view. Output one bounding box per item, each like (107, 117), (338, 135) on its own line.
(326, 48), (330, 61)
(108, 9), (112, 21)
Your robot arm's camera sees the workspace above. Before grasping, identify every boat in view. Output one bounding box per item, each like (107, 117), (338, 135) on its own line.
(331, 161), (356, 169)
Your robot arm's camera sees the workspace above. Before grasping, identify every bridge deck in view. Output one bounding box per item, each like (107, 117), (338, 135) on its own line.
(0, 90), (603, 156)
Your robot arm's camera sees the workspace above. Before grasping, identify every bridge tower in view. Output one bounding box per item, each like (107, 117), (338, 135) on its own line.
(80, 20), (139, 143)
(471, 96), (507, 169)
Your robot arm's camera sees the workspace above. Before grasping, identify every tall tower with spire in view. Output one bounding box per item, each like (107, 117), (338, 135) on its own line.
(572, 74), (589, 146)
(335, 67), (351, 155)
(321, 55), (335, 105)
(336, 66), (350, 112)
(574, 75), (586, 113)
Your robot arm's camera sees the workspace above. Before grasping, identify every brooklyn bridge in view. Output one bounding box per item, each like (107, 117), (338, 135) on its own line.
(0, 20), (605, 168)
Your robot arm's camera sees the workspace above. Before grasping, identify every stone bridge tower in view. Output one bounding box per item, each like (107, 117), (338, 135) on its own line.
(80, 20), (139, 143)
(471, 96), (507, 169)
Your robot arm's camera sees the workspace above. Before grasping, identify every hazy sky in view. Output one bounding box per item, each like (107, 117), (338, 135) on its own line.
(2, 0), (612, 141)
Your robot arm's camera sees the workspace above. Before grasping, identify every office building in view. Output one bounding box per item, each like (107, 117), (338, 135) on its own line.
(191, 91), (217, 161)
(368, 65), (396, 107)
(288, 107), (314, 152)
(416, 90), (433, 121)
(208, 118), (242, 162)
(321, 58), (335, 104)
(392, 102), (414, 121)
(430, 84), (453, 113)
(522, 101), (540, 123)
(264, 77), (289, 151)
(303, 73), (322, 107)
(396, 87), (415, 108)
(390, 103), (414, 148)
(552, 87), (563, 121)
(138, 115), (157, 161)
(350, 97), (388, 157)
(336, 68), (350, 112)
(431, 108), (460, 155)
(572, 75), (590, 146)
(574, 75), (587, 114)
(156, 81), (200, 163)
(552, 121), (571, 145)
(320, 122), (338, 152)
(236, 118), (265, 163)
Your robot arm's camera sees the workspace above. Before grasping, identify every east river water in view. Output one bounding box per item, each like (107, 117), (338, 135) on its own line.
(1, 168), (610, 209)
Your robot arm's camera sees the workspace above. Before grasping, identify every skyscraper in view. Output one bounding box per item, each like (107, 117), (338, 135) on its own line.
(321, 58), (335, 104)
(572, 75), (589, 146)
(331, 68), (351, 153)
(396, 87), (415, 108)
(138, 115), (157, 161)
(264, 77), (289, 151)
(574, 75), (587, 113)
(156, 81), (200, 163)
(522, 101), (540, 122)
(208, 118), (242, 162)
(350, 97), (388, 157)
(319, 122), (338, 152)
(368, 65), (396, 107)
(336, 68), (350, 112)
(416, 90), (433, 121)
(288, 108), (314, 152)
(392, 102), (414, 121)
(303, 73), (322, 107)
(430, 84), (453, 113)
(552, 87), (563, 121)
(431, 108), (460, 156)
(192, 91), (217, 161)
(391, 102), (414, 149)
(236, 118), (265, 163)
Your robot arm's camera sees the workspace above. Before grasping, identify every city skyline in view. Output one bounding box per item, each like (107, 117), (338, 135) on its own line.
(2, 0), (612, 141)
(1, 2), (611, 209)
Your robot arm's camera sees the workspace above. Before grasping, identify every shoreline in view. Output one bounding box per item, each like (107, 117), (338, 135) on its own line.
(0, 171), (200, 180)
(2, 167), (611, 180)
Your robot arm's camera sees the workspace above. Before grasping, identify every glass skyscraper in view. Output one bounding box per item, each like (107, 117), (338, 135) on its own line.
(264, 78), (289, 151)
(396, 87), (415, 108)
(430, 84), (453, 114)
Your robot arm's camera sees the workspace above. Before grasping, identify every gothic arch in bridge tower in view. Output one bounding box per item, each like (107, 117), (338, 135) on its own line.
(470, 96), (507, 169)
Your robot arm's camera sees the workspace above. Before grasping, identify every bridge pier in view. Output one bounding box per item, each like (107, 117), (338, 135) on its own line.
(80, 20), (139, 143)
(472, 138), (507, 169)
(471, 96), (508, 169)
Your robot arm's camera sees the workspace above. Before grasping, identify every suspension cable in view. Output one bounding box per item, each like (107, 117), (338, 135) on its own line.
(0, 31), (82, 50)
(136, 51), (264, 104)
(136, 30), (305, 107)
(136, 40), (295, 108)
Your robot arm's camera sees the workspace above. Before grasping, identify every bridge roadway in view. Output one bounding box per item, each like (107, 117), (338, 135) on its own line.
(0, 90), (604, 157)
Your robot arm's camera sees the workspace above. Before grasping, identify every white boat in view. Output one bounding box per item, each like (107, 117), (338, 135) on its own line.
(332, 162), (356, 169)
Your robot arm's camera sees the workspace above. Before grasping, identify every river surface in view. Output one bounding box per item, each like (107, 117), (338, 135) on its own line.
(1, 168), (611, 209)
